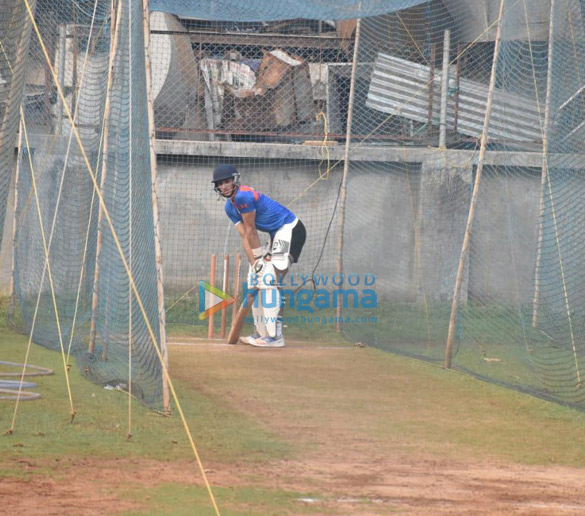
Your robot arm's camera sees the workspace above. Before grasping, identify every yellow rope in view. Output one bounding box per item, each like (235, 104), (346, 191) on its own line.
(7, 124), (34, 432)
(316, 111), (331, 180)
(544, 174), (582, 386)
(22, 1), (222, 513)
(523, 0), (548, 331)
(565, 4), (584, 385)
(2, 17), (109, 306)
(0, 40), (14, 73)
(546, 6), (581, 385)
(166, 284), (198, 314)
(396, 13), (428, 66)
(1, 30), (44, 431)
(287, 111), (334, 207)
(20, 108), (77, 420)
(9, 6), (107, 427)
(6, 22), (82, 426)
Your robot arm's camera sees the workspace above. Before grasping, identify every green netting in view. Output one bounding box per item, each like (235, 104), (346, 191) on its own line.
(11, 0), (164, 410)
(452, 1), (585, 408)
(148, 1), (585, 411)
(2, 0), (585, 412)
(0, 0), (34, 256)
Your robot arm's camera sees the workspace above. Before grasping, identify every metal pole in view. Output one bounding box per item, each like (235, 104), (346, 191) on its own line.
(454, 43), (461, 135)
(8, 121), (23, 319)
(532, 0), (556, 328)
(335, 16), (362, 332)
(143, 0), (171, 414)
(56, 24), (66, 135)
(72, 13), (79, 116)
(439, 29), (450, 148)
(427, 43), (436, 135)
(89, 0), (122, 354)
(445, 0), (506, 369)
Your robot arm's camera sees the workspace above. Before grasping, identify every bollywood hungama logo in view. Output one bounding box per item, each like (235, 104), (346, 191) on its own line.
(198, 281), (235, 320)
(197, 273), (377, 318)
(244, 273), (377, 313)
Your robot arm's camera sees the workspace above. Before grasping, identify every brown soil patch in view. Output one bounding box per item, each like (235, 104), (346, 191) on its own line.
(3, 454), (584, 515)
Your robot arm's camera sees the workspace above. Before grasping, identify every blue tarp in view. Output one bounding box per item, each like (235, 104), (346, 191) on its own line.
(150, 0), (427, 21)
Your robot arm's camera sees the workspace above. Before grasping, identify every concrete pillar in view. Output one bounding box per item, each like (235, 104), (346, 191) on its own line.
(415, 155), (472, 302)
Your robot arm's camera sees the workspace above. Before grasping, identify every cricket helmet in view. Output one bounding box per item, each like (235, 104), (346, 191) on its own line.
(212, 164), (240, 197)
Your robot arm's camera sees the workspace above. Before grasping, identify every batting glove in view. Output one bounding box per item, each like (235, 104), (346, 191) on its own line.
(253, 257), (265, 274)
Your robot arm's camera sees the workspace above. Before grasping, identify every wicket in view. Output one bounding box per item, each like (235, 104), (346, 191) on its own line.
(207, 253), (242, 339)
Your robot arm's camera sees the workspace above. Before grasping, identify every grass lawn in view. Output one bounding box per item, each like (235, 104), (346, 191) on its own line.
(2, 320), (585, 515)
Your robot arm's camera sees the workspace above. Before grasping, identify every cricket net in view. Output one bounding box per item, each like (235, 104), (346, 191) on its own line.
(149, 0), (585, 410)
(1, 0), (585, 411)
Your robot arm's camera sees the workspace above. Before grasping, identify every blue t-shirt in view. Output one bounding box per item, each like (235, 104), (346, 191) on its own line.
(225, 185), (295, 236)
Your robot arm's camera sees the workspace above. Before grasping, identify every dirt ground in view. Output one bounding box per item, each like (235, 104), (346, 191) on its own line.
(2, 340), (585, 516)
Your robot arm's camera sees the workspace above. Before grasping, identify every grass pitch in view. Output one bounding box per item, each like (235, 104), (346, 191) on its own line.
(1, 325), (585, 515)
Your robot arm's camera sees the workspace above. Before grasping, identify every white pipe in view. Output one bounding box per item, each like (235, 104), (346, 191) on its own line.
(56, 24), (67, 135)
(439, 29), (450, 148)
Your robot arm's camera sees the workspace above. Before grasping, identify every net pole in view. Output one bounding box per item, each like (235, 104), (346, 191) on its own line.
(427, 43), (435, 136)
(444, 0), (507, 369)
(72, 11), (78, 114)
(142, 0), (170, 414)
(454, 43), (461, 134)
(532, 0), (555, 328)
(8, 119), (23, 320)
(55, 24), (66, 135)
(335, 14), (362, 332)
(127, 0), (133, 418)
(439, 29), (450, 148)
(89, 0), (123, 354)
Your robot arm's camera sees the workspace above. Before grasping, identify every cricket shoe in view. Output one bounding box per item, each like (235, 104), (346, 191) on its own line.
(250, 335), (285, 348)
(239, 332), (262, 345)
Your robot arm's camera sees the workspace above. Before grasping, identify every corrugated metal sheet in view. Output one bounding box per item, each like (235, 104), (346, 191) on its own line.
(366, 52), (544, 143)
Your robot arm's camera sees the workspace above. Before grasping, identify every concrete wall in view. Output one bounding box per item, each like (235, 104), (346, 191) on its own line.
(156, 156), (342, 295)
(155, 155), (541, 303)
(469, 167), (541, 303)
(0, 156), (16, 295)
(417, 157), (472, 302)
(0, 151), (543, 304)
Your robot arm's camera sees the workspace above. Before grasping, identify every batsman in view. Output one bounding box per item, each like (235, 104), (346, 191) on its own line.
(213, 164), (306, 348)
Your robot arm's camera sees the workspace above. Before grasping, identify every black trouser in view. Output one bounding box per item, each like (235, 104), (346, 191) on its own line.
(288, 219), (306, 263)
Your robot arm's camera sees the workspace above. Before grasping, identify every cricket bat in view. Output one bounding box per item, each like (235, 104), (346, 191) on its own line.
(227, 293), (256, 344)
